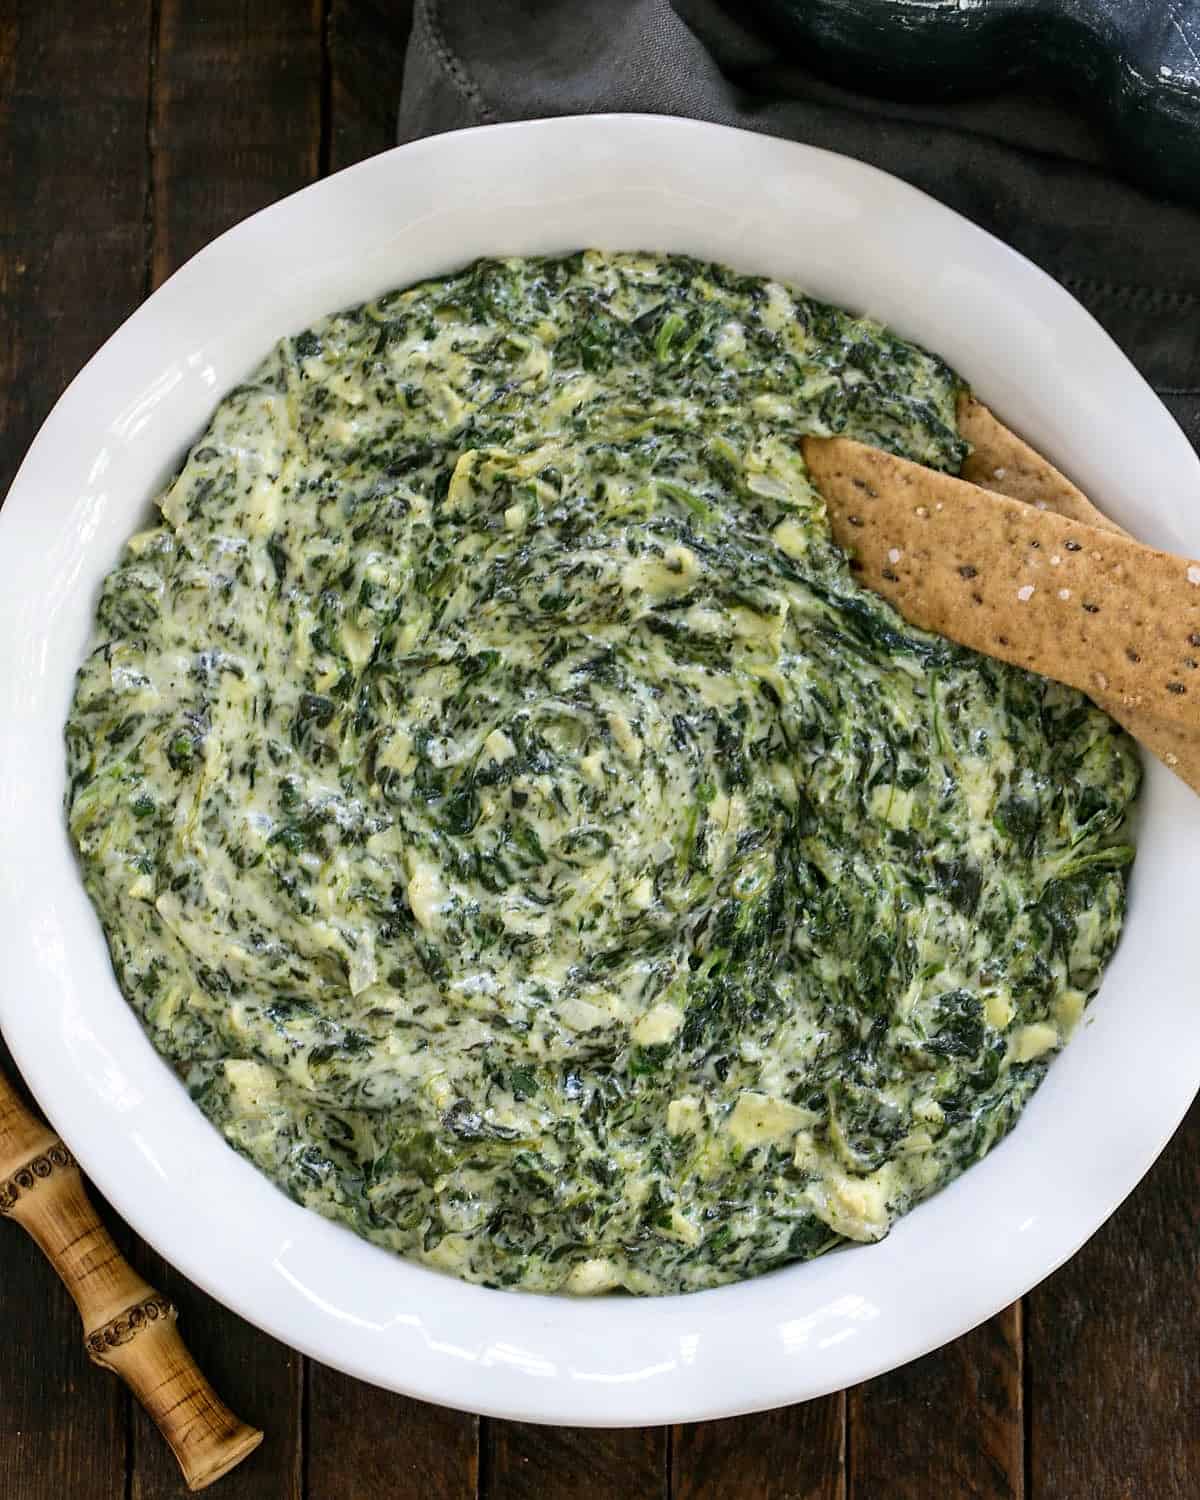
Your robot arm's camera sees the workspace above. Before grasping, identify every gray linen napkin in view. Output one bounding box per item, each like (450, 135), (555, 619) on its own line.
(385, 0), (1200, 452)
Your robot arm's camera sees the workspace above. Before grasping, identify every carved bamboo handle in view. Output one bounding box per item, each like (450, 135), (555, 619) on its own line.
(0, 1071), (263, 1490)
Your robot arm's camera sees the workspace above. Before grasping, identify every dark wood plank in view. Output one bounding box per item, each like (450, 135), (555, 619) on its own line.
(326, 29), (702, 1498)
(125, 5), (327, 1494)
(124, 1253), (302, 1500)
(0, 1226), (126, 1500)
(0, 0), (151, 501)
(307, 1366), (478, 1499)
(0, 2), (151, 1492)
(673, 1397), (845, 1500)
(487, 1423), (666, 1500)
(305, 32), (482, 1491)
(1027, 1097), (1200, 1500)
(849, 1307), (1022, 1500)
(302, 19), (483, 1500)
(152, 0), (324, 283)
(327, 0), (410, 174)
(0, 1038), (129, 1500)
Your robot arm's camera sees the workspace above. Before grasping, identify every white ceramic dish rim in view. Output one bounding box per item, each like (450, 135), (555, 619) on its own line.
(1, 115), (1197, 1428)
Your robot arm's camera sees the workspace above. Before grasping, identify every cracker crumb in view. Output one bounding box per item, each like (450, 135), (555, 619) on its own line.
(1166, 753), (1179, 766)
(1016, 584), (1035, 601)
(1187, 564), (1200, 586)
(992, 467), (1007, 479)
(1058, 588), (1071, 600)
(1050, 554), (1061, 566)
(935, 502), (944, 511)
(1036, 500), (1049, 510)
(914, 505), (929, 518)
(887, 547), (903, 564)
(1094, 672), (1109, 690)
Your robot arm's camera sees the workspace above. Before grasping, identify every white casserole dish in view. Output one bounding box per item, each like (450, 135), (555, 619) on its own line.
(0, 114), (1196, 1425)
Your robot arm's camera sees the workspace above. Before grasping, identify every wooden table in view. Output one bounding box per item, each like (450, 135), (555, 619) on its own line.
(1, 4), (1196, 1495)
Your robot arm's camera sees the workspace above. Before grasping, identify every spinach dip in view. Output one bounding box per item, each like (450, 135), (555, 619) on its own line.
(65, 253), (1139, 1295)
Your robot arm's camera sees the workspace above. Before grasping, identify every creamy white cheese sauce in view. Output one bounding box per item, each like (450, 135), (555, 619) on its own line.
(66, 253), (1139, 1293)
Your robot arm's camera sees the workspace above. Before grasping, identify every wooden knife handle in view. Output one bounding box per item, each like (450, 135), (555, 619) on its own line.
(0, 1071), (263, 1490)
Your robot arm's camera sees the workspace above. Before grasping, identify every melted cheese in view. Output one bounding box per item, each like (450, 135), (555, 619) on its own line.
(65, 252), (1138, 1296)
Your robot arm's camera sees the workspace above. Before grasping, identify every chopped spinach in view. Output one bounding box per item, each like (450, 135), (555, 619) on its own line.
(65, 252), (1139, 1296)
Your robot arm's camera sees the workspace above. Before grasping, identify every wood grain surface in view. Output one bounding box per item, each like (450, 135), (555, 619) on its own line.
(488, 1424), (667, 1500)
(0, 3), (1196, 1496)
(673, 1397), (845, 1500)
(849, 1309), (1023, 1500)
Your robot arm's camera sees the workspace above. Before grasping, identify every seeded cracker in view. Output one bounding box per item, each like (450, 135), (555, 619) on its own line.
(957, 397), (1200, 792)
(802, 436), (1200, 738)
(957, 394), (1120, 532)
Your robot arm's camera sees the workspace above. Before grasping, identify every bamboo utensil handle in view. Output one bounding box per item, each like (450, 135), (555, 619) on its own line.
(0, 1070), (263, 1490)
